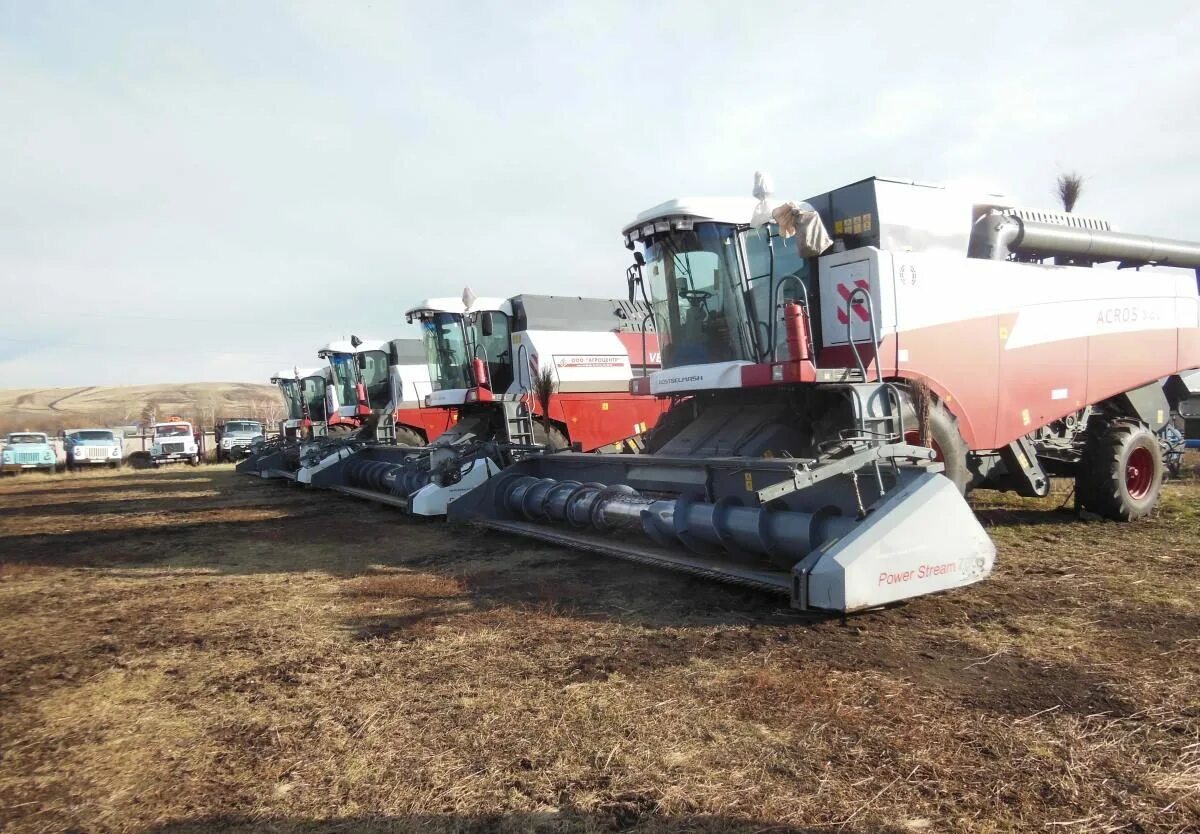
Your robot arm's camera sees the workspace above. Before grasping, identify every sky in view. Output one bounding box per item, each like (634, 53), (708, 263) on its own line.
(2, 0), (1198, 388)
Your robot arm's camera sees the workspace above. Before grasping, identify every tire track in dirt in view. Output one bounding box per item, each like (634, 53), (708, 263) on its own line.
(46, 386), (95, 412)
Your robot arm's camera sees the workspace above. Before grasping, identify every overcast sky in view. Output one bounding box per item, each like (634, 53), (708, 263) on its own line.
(2, 0), (1198, 388)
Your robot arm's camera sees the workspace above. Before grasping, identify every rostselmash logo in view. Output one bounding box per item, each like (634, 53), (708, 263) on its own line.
(659, 375), (704, 385)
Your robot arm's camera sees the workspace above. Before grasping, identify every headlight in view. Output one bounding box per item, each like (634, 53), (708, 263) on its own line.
(74, 447), (87, 458)
(2, 452), (11, 462)
(43, 451), (53, 461)
(110, 447), (121, 457)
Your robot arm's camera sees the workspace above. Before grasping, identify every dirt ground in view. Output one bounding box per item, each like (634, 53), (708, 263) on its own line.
(0, 461), (1197, 834)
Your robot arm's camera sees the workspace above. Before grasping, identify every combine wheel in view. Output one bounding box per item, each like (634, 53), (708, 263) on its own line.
(1076, 422), (1162, 521)
(898, 390), (970, 494)
(394, 427), (424, 447)
(532, 422), (569, 450)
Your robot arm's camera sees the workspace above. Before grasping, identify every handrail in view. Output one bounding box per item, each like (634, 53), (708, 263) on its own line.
(770, 275), (813, 363)
(844, 286), (881, 383)
(515, 342), (532, 397)
(639, 311), (655, 378)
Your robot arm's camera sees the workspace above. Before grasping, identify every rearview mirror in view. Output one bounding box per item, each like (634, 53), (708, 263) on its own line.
(480, 312), (495, 337)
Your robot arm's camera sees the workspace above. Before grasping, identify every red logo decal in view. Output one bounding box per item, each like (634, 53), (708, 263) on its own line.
(836, 280), (871, 325)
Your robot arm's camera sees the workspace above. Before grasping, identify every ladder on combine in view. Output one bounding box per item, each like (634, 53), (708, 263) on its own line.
(375, 403), (397, 445)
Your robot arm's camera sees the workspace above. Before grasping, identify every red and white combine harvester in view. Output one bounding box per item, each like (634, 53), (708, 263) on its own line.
(241, 337), (449, 480)
(316, 337), (455, 446)
(236, 364), (335, 478)
(449, 175), (1200, 612)
(308, 293), (666, 515)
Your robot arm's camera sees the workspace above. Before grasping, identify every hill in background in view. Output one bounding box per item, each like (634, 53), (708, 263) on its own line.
(0, 382), (282, 435)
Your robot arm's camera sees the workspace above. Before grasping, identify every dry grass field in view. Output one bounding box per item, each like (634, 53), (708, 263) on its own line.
(0, 461), (1197, 833)
(0, 383), (279, 435)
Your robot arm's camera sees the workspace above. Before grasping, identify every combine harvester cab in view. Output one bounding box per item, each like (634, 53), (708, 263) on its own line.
(449, 175), (1200, 612)
(237, 365), (333, 478)
(294, 337), (449, 483)
(309, 292), (666, 515)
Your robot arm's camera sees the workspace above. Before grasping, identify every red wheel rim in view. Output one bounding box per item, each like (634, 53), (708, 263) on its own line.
(1125, 446), (1154, 499)
(905, 430), (944, 462)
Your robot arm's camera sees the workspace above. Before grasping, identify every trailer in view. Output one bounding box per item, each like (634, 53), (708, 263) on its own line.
(448, 174), (1200, 612)
(307, 292), (667, 515)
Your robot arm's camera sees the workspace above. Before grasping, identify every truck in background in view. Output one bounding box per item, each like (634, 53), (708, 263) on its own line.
(1, 432), (57, 475)
(150, 419), (200, 466)
(214, 419), (264, 462)
(63, 428), (124, 470)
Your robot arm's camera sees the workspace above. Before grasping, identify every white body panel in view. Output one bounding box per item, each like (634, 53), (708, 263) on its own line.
(801, 473), (995, 612)
(827, 247), (1199, 352)
(648, 361), (752, 396)
(409, 457), (502, 516)
(296, 443), (357, 484)
(511, 329), (635, 393)
(817, 248), (895, 346)
(390, 362), (435, 409)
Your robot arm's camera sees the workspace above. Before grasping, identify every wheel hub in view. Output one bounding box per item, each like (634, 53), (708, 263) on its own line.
(1125, 446), (1154, 500)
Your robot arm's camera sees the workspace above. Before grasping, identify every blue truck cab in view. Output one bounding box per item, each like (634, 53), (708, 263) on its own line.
(1, 432), (57, 474)
(64, 428), (124, 470)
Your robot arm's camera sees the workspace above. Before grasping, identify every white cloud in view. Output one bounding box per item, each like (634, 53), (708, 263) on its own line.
(1, 0), (1198, 387)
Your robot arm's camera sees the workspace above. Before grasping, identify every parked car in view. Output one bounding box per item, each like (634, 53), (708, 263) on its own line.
(215, 420), (264, 462)
(63, 428), (124, 470)
(150, 421), (200, 466)
(1, 432), (57, 474)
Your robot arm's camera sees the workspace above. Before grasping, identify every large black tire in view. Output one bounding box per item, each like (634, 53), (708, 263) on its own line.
(394, 427), (425, 447)
(1076, 422), (1163, 521)
(897, 389), (971, 494)
(532, 422), (569, 450)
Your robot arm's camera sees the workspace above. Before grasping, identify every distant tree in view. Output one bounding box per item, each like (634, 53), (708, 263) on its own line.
(139, 400), (155, 428)
(196, 390), (221, 430)
(1056, 171), (1085, 213)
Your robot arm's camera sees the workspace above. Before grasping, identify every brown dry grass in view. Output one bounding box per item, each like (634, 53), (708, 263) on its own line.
(0, 381), (277, 434)
(0, 459), (1198, 834)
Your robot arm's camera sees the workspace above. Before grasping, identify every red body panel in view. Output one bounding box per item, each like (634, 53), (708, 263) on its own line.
(396, 407), (457, 443)
(743, 312), (1200, 452)
(616, 332), (662, 370)
(544, 393), (669, 451)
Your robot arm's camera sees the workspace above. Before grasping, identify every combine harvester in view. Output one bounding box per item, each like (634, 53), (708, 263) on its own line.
(316, 337), (453, 446)
(237, 365), (334, 477)
(244, 337), (450, 480)
(288, 336), (453, 482)
(449, 174), (1200, 612)
(307, 293), (666, 515)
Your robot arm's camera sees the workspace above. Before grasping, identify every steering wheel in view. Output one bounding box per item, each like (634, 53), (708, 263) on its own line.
(678, 289), (713, 305)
